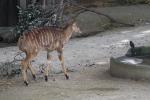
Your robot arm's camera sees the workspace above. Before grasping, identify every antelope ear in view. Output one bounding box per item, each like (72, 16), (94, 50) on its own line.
(72, 22), (76, 28)
(72, 22), (76, 26)
(68, 19), (75, 24)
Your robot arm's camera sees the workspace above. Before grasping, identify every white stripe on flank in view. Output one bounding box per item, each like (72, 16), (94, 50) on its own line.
(41, 31), (45, 46)
(46, 32), (49, 46)
(38, 31), (42, 46)
(51, 32), (54, 48)
(27, 34), (32, 48)
(32, 31), (39, 47)
(30, 31), (34, 40)
(43, 29), (47, 46)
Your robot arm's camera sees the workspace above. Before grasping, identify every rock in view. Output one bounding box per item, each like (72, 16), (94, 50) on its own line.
(73, 11), (111, 38)
(0, 27), (16, 43)
(0, 62), (20, 77)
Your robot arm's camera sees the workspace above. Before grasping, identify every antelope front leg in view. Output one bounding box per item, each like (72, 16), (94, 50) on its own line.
(57, 50), (69, 80)
(44, 52), (52, 82)
(21, 53), (36, 86)
(28, 53), (37, 80)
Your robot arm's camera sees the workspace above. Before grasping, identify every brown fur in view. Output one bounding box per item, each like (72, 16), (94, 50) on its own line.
(18, 21), (81, 85)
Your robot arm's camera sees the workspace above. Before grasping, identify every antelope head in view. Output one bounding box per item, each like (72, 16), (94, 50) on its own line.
(72, 22), (82, 33)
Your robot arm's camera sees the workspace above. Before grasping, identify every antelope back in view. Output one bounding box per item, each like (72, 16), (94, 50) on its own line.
(18, 27), (64, 52)
(18, 20), (81, 52)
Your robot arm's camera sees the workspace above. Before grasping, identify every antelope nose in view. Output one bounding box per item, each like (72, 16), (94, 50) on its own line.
(78, 29), (82, 33)
(79, 30), (82, 33)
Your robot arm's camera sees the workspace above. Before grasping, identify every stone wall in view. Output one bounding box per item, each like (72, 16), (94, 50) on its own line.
(76, 0), (150, 6)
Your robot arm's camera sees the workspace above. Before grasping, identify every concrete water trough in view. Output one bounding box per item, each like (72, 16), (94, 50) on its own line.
(110, 45), (150, 80)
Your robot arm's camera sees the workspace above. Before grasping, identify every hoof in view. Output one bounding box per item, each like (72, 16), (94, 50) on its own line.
(24, 81), (29, 86)
(65, 74), (69, 80)
(45, 75), (48, 82)
(32, 74), (36, 80)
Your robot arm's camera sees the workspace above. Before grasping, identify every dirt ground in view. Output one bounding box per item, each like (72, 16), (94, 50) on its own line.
(2, 65), (150, 100)
(0, 23), (150, 100)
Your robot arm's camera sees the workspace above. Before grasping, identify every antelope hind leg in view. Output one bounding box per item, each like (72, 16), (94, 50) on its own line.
(28, 53), (37, 80)
(28, 63), (36, 80)
(21, 60), (29, 86)
(44, 52), (52, 82)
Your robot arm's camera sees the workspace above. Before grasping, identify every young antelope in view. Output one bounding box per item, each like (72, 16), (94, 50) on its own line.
(17, 20), (81, 86)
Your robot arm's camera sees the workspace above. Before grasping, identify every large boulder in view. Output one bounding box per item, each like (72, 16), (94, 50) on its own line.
(73, 11), (111, 37)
